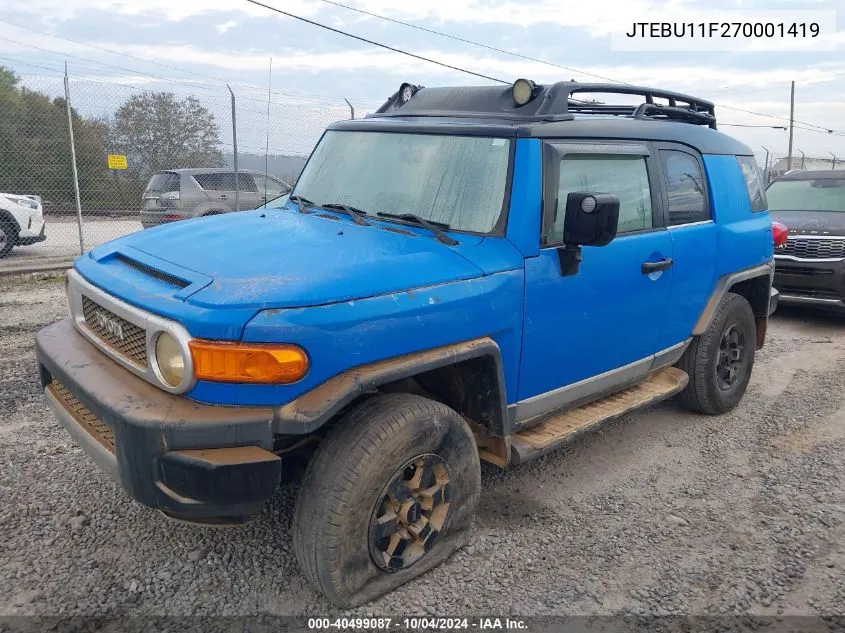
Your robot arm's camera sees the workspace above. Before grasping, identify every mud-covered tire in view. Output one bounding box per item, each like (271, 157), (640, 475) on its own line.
(676, 292), (756, 415)
(0, 222), (15, 258)
(292, 393), (481, 607)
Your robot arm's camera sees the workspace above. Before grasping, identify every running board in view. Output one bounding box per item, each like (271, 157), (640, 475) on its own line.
(510, 367), (688, 465)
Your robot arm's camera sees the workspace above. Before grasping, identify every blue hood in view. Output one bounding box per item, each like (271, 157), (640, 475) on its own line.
(90, 209), (489, 310)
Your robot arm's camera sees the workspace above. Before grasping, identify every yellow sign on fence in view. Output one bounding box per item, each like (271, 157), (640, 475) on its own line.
(107, 154), (128, 170)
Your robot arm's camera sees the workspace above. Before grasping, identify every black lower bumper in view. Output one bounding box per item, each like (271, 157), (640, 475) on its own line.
(36, 319), (282, 522)
(18, 223), (46, 246)
(774, 256), (845, 311)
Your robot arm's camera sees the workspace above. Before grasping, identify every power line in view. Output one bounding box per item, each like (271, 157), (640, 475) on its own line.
(314, 0), (845, 136)
(721, 123), (788, 129)
(243, 0), (509, 84)
(314, 0), (619, 84)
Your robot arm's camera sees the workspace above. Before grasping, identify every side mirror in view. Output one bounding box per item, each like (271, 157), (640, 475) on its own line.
(562, 192), (620, 247)
(556, 192), (620, 277)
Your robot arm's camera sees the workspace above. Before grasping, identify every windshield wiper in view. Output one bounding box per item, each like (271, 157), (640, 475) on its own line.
(321, 203), (370, 226)
(289, 194), (317, 213)
(376, 212), (458, 245)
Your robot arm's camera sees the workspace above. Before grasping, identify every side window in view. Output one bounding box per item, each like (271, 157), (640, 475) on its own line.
(237, 173), (258, 193)
(551, 153), (653, 242)
(660, 150), (708, 225)
(737, 155), (767, 212)
(194, 172), (257, 192)
(254, 175), (290, 198)
(194, 173), (235, 191)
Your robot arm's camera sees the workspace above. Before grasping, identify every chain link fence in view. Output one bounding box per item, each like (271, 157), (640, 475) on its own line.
(0, 68), (353, 269)
(761, 152), (845, 183)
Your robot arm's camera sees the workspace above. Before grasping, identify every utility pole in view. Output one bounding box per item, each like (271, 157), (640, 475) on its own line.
(787, 80), (795, 171)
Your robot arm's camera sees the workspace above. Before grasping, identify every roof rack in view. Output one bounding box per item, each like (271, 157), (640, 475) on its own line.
(371, 81), (718, 129)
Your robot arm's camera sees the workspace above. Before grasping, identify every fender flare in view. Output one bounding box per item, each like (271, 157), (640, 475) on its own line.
(692, 261), (774, 336)
(273, 337), (509, 436)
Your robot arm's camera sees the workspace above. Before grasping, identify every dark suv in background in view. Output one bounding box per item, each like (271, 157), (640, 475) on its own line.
(141, 168), (291, 228)
(768, 170), (845, 311)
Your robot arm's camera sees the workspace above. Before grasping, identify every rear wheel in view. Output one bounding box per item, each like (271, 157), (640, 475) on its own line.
(292, 393), (480, 607)
(0, 222), (15, 258)
(676, 292), (756, 414)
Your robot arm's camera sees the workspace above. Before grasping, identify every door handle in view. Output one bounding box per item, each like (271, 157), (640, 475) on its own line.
(641, 258), (673, 274)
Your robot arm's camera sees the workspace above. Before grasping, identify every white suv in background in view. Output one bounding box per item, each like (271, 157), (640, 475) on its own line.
(0, 193), (47, 258)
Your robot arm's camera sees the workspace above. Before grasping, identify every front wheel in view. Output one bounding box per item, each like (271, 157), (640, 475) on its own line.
(676, 292), (756, 415)
(292, 393), (481, 607)
(0, 222), (15, 258)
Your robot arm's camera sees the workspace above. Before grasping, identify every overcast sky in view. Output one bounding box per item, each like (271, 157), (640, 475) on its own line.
(1, 0), (844, 161)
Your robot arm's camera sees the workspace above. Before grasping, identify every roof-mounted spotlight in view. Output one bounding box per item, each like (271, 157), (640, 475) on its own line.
(512, 78), (538, 106)
(398, 82), (421, 105)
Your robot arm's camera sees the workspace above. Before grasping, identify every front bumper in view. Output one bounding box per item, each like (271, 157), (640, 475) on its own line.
(773, 255), (845, 311)
(36, 319), (282, 522)
(17, 219), (46, 245)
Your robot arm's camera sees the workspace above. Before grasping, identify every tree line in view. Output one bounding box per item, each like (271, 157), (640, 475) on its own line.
(0, 66), (224, 212)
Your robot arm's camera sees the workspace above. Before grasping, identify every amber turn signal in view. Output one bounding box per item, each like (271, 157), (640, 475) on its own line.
(189, 340), (309, 384)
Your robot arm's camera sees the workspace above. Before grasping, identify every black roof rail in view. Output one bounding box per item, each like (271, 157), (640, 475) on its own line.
(371, 81), (718, 129)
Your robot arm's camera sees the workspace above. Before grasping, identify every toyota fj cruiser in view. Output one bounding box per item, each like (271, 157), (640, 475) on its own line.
(36, 80), (779, 607)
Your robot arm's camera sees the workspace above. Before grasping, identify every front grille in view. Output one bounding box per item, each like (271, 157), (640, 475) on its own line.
(116, 254), (189, 288)
(82, 295), (147, 365)
(780, 286), (842, 300)
(780, 238), (845, 260)
(775, 264), (834, 277)
(48, 379), (115, 454)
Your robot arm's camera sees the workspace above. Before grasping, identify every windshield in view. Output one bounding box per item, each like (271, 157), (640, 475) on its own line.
(291, 131), (511, 233)
(766, 177), (845, 212)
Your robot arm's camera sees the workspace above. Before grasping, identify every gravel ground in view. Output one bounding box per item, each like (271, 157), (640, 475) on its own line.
(1, 274), (844, 623)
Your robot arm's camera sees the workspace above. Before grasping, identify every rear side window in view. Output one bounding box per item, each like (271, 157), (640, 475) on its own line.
(737, 156), (767, 212)
(193, 173), (258, 192)
(659, 150), (708, 225)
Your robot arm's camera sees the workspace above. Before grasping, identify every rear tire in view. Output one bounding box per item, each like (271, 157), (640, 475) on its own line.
(292, 393), (480, 607)
(0, 222), (15, 258)
(676, 292), (756, 415)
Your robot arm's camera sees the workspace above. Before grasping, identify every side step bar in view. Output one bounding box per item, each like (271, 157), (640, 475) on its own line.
(509, 367), (689, 465)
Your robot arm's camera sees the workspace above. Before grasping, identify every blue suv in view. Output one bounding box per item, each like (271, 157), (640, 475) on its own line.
(36, 80), (778, 607)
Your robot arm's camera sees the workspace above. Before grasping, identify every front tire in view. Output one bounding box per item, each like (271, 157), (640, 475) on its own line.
(676, 292), (756, 415)
(0, 222), (15, 258)
(293, 393), (481, 607)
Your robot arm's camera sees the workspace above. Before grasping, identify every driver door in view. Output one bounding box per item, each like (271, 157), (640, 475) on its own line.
(515, 141), (673, 423)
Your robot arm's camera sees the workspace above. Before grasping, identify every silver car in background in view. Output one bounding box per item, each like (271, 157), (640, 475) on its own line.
(140, 168), (291, 228)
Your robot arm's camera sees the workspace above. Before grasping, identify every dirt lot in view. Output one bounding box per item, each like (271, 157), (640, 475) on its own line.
(1, 218), (139, 271)
(1, 274), (844, 621)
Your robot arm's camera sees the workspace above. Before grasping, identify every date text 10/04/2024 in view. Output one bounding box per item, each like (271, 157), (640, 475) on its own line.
(307, 617), (528, 630)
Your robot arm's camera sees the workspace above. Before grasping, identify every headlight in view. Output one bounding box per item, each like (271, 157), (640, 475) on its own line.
(155, 332), (186, 387)
(4, 196), (37, 210)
